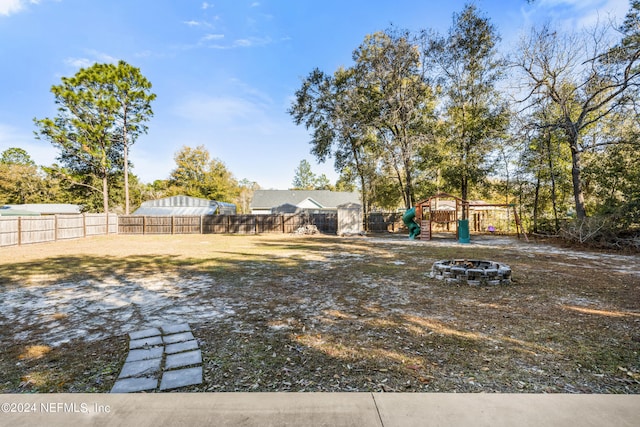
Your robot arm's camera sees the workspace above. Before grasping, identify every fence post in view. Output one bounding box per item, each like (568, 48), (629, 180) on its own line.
(200, 215), (204, 234)
(171, 216), (175, 235)
(54, 214), (58, 241)
(143, 216), (146, 235)
(17, 216), (22, 246)
(83, 213), (87, 237)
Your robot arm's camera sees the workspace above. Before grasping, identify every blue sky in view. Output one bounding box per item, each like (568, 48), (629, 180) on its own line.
(0, 0), (630, 189)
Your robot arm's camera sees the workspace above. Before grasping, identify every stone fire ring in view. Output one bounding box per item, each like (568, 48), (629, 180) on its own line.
(429, 259), (512, 286)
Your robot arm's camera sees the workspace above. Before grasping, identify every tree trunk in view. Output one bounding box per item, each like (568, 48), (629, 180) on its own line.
(460, 175), (468, 220)
(359, 173), (368, 231)
(102, 174), (109, 216)
(123, 125), (130, 215)
(404, 161), (414, 209)
(101, 144), (110, 216)
(546, 134), (560, 232)
(533, 173), (541, 234)
(569, 139), (587, 220)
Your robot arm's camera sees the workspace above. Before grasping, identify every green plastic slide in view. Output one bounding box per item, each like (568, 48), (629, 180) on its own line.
(402, 207), (421, 239)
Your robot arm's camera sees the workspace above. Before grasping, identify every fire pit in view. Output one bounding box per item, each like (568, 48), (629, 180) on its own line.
(430, 259), (512, 285)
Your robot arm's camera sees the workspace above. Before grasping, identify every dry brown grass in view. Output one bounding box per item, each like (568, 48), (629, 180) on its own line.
(1, 233), (639, 393)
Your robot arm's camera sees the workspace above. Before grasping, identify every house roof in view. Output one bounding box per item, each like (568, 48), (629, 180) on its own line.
(1, 204), (81, 215)
(0, 207), (40, 216)
(251, 190), (360, 210)
(271, 203), (302, 214)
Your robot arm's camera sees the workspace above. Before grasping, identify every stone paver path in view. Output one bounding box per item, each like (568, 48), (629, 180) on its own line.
(111, 323), (203, 393)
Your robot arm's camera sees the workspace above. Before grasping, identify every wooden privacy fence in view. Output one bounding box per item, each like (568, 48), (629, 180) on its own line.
(0, 212), (403, 246)
(367, 212), (403, 232)
(118, 213), (339, 235)
(0, 214), (118, 247)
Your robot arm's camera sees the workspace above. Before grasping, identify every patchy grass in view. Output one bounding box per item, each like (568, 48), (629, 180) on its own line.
(0, 233), (639, 393)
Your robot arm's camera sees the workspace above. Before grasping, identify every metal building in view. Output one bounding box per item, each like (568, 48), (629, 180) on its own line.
(132, 196), (236, 216)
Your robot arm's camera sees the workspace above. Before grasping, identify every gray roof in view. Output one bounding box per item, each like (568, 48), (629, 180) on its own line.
(132, 206), (218, 216)
(251, 190), (360, 210)
(139, 195), (213, 208)
(2, 204), (81, 215)
(271, 203), (303, 214)
(133, 195), (236, 216)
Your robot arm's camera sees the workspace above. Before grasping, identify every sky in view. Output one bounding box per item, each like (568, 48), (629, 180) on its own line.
(0, 0), (631, 190)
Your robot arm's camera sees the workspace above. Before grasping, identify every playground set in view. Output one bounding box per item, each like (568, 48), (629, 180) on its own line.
(400, 193), (520, 286)
(402, 193), (527, 243)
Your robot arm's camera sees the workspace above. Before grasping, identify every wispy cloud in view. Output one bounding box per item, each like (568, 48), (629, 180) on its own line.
(174, 95), (265, 124)
(201, 2), (212, 10)
(64, 57), (94, 68)
(0, 0), (41, 16)
(206, 35), (272, 49)
(173, 80), (273, 126)
(527, 0), (629, 29)
(63, 50), (119, 69)
(182, 16), (220, 28)
(201, 33), (224, 41)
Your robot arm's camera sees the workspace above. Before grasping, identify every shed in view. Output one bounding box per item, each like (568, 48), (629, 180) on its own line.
(337, 203), (364, 236)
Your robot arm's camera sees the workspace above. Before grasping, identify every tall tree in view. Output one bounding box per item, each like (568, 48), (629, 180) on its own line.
(35, 63), (122, 213)
(427, 4), (509, 211)
(170, 145), (211, 196)
(289, 67), (378, 214)
(514, 2), (640, 220)
(514, 103), (573, 233)
(291, 159), (318, 190)
(169, 145), (239, 202)
(353, 30), (436, 208)
(0, 148), (35, 166)
(111, 61), (156, 214)
(236, 179), (260, 214)
(0, 148), (44, 204)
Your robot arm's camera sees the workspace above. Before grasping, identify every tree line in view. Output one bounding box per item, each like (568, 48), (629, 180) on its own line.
(289, 2), (640, 238)
(2, 2), (639, 242)
(0, 143), (257, 214)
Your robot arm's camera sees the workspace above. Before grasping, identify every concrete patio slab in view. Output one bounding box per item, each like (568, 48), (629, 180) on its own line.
(164, 349), (202, 370)
(159, 366), (203, 390)
(164, 339), (198, 354)
(162, 331), (194, 344)
(2, 393), (639, 427)
(125, 347), (164, 363)
(161, 323), (191, 335)
(372, 393), (640, 427)
(118, 358), (162, 379)
(109, 377), (158, 393)
(129, 335), (163, 349)
(128, 328), (161, 340)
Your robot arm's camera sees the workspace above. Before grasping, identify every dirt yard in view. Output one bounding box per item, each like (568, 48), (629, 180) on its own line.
(0, 233), (638, 393)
